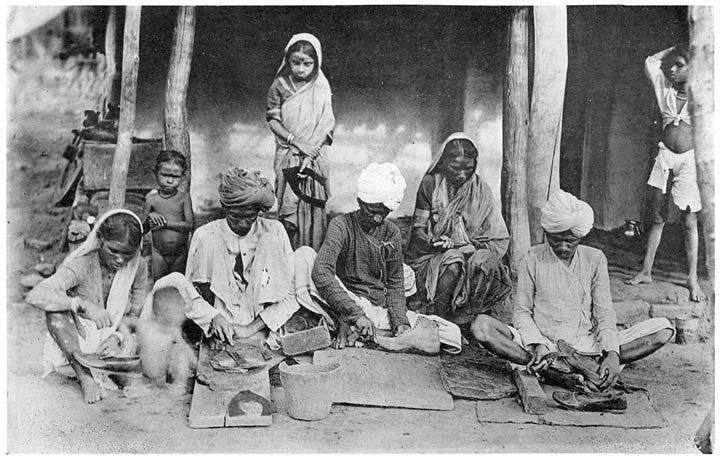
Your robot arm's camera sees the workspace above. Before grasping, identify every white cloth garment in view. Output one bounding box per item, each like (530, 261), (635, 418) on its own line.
(647, 142), (702, 212)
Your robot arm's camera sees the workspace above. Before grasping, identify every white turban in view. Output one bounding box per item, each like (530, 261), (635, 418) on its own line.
(540, 190), (594, 238)
(356, 162), (406, 212)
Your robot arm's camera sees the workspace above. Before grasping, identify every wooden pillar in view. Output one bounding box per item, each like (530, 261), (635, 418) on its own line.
(103, 6), (119, 116)
(527, 6), (568, 244)
(688, 6), (715, 290)
(164, 6), (196, 191)
(108, 6), (141, 209)
(501, 6), (531, 278)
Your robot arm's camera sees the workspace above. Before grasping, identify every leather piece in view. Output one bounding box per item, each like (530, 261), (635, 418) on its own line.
(552, 390), (628, 412)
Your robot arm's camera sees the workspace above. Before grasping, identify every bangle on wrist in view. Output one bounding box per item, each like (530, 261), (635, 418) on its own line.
(286, 133), (295, 145)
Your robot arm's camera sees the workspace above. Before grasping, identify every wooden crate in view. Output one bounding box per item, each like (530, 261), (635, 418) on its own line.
(81, 140), (162, 192)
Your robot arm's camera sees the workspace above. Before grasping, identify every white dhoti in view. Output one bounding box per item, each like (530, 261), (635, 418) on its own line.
(294, 247), (462, 354)
(647, 142), (702, 212)
(506, 317), (674, 370)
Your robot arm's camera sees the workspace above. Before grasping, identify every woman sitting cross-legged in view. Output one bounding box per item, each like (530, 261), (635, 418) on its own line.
(26, 209), (148, 404)
(405, 132), (512, 325)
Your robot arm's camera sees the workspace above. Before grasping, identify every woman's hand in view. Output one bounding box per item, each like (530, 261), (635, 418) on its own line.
(97, 334), (122, 358)
(147, 212), (167, 230)
(395, 324), (411, 336)
(431, 235), (455, 250)
(80, 300), (112, 329)
(292, 138), (317, 158)
(298, 156), (312, 175)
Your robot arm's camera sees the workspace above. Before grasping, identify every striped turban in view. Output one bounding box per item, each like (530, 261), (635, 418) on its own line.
(218, 167), (275, 211)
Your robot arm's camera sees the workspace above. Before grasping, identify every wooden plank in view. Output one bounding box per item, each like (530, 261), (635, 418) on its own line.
(188, 342), (272, 428)
(313, 347), (453, 411)
(188, 381), (228, 428)
(512, 368), (547, 415)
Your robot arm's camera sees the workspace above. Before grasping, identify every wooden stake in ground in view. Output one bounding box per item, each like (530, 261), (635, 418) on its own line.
(164, 6), (195, 192)
(502, 6), (532, 279)
(688, 6), (715, 289)
(108, 6), (141, 208)
(527, 6), (568, 245)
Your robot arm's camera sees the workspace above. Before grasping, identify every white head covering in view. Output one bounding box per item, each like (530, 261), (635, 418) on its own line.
(42, 208), (144, 378)
(276, 32), (323, 76)
(540, 190), (594, 238)
(357, 162), (407, 212)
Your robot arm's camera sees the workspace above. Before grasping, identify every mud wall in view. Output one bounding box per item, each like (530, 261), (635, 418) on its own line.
(562, 6), (689, 230)
(128, 6), (507, 216)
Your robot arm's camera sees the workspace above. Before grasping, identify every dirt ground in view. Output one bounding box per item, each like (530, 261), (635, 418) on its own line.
(5, 60), (714, 453)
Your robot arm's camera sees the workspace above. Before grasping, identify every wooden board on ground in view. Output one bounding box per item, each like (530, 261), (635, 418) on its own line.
(475, 384), (667, 429)
(188, 342), (275, 428)
(313, 347), (453, 411)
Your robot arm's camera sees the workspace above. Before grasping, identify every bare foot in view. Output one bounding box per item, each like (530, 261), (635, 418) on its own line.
(688, 280), (707, 302)
(78, 373), (105, 404)
(625, 272), (652, 285)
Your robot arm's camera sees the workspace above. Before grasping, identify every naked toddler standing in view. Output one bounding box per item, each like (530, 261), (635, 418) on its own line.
(143, 150), (195, 281)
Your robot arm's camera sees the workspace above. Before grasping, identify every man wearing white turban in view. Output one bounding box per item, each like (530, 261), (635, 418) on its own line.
(306, 163), (462, 354)
(471, 190), (674, 393)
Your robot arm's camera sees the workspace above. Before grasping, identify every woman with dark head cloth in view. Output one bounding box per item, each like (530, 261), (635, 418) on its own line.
(405, 132), (511, 325)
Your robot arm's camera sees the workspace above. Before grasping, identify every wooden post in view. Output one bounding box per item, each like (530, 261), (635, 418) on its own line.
(102, 6), (119, 117)
(688, 6), (714, 303)
(502, 6), (532, 278)
(108, 6), (141, 209)
(164, 6), (195, 191)
(527, 6), (568, 244)
(688, 6), (715, 280)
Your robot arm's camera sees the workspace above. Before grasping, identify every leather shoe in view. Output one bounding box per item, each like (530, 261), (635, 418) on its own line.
(552, 390), (627, 412)
(375, 316), (440, 354)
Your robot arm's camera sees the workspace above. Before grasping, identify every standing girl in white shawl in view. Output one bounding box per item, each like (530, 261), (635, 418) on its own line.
(266, 33), (335, 252)
(26, 209), (148, 404)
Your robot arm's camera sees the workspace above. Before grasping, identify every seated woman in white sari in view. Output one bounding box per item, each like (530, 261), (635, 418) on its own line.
(26, 209), (148, 404)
